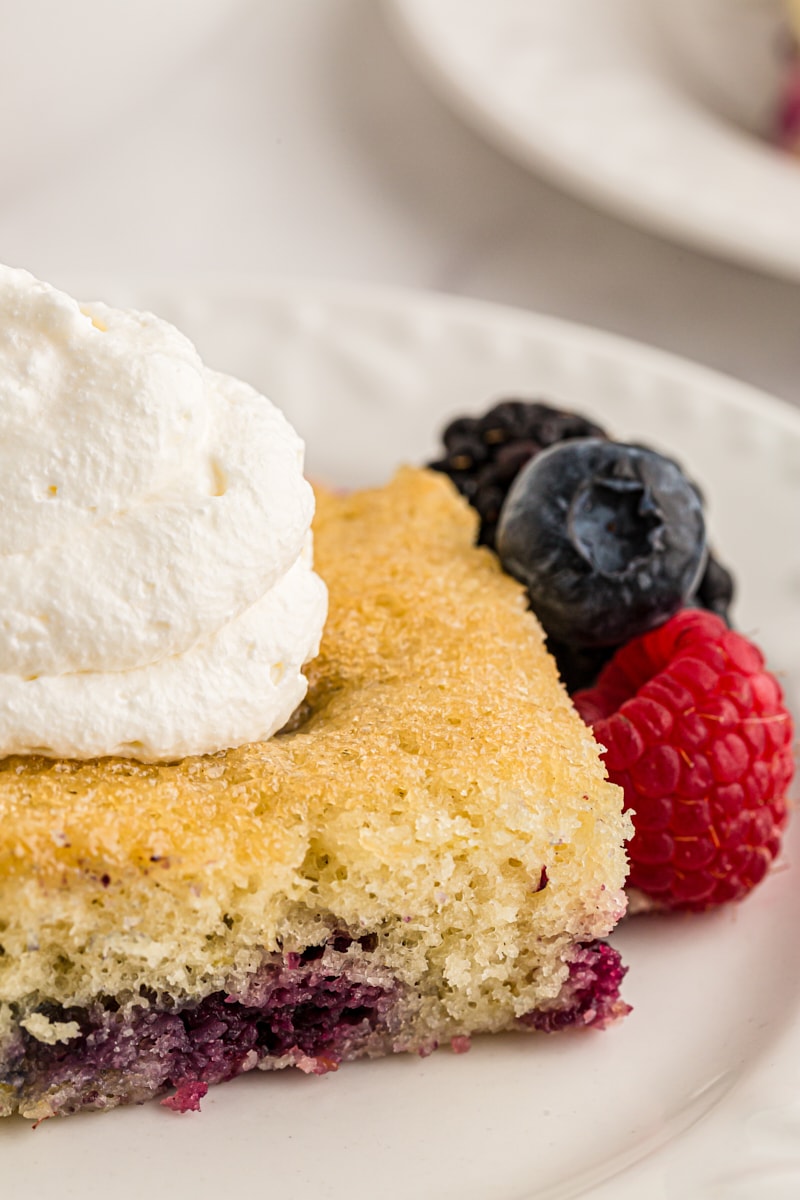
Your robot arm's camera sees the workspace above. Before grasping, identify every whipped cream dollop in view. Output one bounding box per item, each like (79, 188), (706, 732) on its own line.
(0, 265), (327, 760)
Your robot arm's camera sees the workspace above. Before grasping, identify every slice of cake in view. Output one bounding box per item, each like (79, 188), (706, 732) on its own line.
(0, 468), (630, 1120)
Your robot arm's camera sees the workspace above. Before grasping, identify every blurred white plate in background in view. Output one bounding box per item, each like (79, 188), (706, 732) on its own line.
(3, 278), (799, 1200)
(0, 0), (244, 191)
(386, 0), (800, 280)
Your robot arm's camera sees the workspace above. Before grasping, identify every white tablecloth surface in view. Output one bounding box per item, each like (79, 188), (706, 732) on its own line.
(0, 0), (798, 406)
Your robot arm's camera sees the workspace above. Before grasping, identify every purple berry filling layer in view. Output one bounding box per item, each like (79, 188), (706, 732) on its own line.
(1, 937), (627, 1117)
(521, 941), (631, 1033)
(3, 936), (403, 1117)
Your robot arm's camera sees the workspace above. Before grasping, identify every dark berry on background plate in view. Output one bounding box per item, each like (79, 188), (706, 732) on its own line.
(428, 399), (608, 547)
(496, 439), (708, 648)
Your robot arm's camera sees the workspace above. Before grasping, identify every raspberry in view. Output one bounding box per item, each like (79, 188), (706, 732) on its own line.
(573, 610), (795, 911)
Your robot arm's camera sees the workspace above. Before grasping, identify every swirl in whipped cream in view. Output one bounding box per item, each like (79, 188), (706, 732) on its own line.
(0, 265), (327, 760)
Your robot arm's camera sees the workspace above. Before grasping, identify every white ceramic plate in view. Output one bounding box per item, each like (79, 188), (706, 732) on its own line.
(385, 0), (800, 281)
(3, 282), (800, 1200)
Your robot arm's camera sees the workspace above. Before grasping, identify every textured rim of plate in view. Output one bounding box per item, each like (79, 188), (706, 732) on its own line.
(8, 275), (800, 1200)
(384, 0), (800, 281)
(93, 271), (800, 433)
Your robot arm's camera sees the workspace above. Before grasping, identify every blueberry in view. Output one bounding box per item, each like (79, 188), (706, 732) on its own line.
(496, 439), (708, 648)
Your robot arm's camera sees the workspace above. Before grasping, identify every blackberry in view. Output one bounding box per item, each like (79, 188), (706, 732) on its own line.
(546, 641), (617, 695)
(693, 553), (735, 621)
(428, 399), (737, 690)
(428, 400), (608, 547)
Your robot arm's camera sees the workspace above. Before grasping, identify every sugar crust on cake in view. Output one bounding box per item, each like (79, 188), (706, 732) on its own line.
(0, 468), (631, 1117)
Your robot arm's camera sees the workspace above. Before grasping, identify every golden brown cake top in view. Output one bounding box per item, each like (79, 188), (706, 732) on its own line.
(0, 468), (623, 901)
